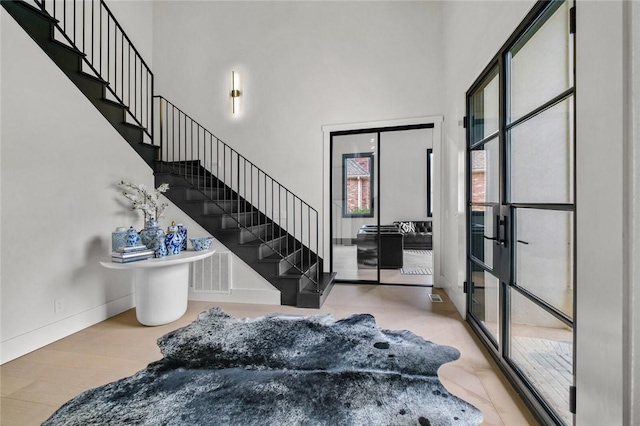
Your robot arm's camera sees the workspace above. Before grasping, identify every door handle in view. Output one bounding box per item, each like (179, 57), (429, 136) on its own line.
(497, 215), (508, 247)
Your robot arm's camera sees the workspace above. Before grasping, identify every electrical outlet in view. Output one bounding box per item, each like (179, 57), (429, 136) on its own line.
(54, 298), (64, 313)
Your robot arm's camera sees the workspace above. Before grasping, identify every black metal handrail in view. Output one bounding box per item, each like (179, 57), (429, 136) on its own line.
(34, 0), (153, 139)
(155, 96), (320, 289)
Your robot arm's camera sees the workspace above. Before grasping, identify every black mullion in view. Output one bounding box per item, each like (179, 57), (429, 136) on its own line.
(509, 203), (575, 211)
(469, 132), (499, 151)
(376, 132), (381, 284)
(510, 283), (574, 327)
(468, 257), (494, 275)
(505, 88), (575, 132)
(467, 311), (499, 349)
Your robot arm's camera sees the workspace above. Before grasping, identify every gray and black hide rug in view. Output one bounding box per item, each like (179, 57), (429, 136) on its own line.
(43, 308), (483, 425)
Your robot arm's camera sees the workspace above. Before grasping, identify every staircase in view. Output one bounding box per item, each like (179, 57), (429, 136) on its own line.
(2, 0), (335, 308)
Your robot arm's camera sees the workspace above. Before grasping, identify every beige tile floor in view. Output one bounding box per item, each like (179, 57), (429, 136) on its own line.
(0, 284), (539, 425)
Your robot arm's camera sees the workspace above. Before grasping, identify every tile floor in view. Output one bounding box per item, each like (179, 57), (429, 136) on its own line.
(0, 284), (539, 425)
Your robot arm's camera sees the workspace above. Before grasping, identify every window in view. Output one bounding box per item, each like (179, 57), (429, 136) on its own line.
(343, 152), (374, 217)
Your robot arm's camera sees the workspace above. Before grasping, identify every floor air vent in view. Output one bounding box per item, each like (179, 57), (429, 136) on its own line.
(191, 252), (231, 294)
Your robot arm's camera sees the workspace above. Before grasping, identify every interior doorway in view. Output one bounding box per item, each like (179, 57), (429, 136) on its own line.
(329, 125), (435, 286)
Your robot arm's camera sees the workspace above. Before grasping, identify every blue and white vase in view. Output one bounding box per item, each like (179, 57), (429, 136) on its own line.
(111, 226), (128, 251)
(177, 223), (187, 251)
(125, 226), (140, 247)
(140, 220), (166, 258)
(165, 222), (183, 256)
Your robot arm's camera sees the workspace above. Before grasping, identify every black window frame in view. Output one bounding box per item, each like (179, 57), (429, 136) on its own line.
(342, 152), (375, 218)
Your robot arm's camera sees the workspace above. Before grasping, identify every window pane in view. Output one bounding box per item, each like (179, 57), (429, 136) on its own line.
(471, 138), (499, 204)
(470, 68), (499, 144)
(509, 290), (573, 425)
(509, 1), (572, 122)
(509, 98), (574, 204)
(343, 153), (374, 217)
(515, 209), (573, 318)
(470, 206), (494, 268)
(470, 266), (499, 343)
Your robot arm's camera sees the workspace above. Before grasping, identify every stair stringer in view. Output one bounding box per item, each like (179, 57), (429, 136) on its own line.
(1, 0), (159, 168)
(155, 168), (335, 308)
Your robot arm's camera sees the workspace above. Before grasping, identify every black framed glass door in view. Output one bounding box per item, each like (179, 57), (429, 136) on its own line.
(466, 1), (575, 424)
(330, 125), (434, 286)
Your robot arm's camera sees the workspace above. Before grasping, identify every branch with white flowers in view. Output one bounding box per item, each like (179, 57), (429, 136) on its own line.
(119, 181), (170, 221)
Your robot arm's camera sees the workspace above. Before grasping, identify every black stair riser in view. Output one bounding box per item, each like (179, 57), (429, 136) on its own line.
(2, 2), (55, 44)
(221, 212), (259, 229)
(72, 78), (106, 103)
(203, 201), (240, 215)
(46, 42), (83, 72)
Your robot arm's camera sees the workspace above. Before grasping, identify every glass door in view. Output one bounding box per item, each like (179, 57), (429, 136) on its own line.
(379, 128), (434, 285)
(330, 125), (435, 286)
(331, 132), (379, 283)
(466, 1), (575, 425)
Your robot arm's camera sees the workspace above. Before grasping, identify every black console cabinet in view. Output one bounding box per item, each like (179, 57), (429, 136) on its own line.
(356, 225), (403, 269)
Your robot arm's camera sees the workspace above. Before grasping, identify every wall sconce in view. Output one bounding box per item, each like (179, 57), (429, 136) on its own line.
(231, 71), (241, 114)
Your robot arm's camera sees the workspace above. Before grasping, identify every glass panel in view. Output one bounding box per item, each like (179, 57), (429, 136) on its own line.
(515, 209), (573, 318)
(509, 98), (574, 204)
(470, 265), (499, 343)
(471, 138), (499, 204)
(509, 290), (573, 425)
(379, 128), (433, 285)
(470, 68), (499, 144)
(332, 133), (378, 281)
(509, 1), (572, 122)
(470, 206), (494, 268)
(343, 153), (374, 217)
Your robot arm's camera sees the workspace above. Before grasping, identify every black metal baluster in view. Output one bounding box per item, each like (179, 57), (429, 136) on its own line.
(99, 4), (102, 76)
(73, 0), (76, 45)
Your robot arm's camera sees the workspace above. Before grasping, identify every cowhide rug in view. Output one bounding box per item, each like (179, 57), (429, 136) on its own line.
(43, 308), (483, 425)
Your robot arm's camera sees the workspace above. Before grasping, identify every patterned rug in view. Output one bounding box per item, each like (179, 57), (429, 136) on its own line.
(43, 308), (483, 425)
(401, 250), (434, 275)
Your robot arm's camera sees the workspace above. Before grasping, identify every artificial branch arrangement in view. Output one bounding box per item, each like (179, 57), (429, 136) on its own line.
(119, 181), (170, 222)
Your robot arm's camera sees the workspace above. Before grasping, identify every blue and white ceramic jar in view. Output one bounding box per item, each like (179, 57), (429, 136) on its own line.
(177, 223), (187, 251)
(111, 226), (128, 251)
(125, 226), (140, 247)
(140, 220), (167, 258)
(164, 221), (183, 256)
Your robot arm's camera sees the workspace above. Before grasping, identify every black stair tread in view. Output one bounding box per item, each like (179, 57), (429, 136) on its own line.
(296, 273), (337, 308)
(279, 258), (317, 277)
(262, 247), (302, 263)
(299, 272), (336, 294)
(50, 38), (86, 57)
(119, 121), (146, 130)
(75, 71), (109, 86)
(6, 1), (58, 23)
(101, 97), (129, 110)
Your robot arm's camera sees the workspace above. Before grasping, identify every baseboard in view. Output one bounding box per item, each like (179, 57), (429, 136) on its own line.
(0, 294), (135, 364)
(188, 288), (280, 305)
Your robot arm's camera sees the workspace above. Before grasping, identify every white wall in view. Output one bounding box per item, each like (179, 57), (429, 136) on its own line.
(576, 2), (627, 424)
(151, 0), (444, 259)
(440, 1), (534, 313)
(0, 11), (145, 362)
(0, 5), (278, 364)
(630, 2), (640, 423)
(104, 0), (154, 68)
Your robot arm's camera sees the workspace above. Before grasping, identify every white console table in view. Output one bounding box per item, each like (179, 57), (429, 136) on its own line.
(101, 249), (216, 326)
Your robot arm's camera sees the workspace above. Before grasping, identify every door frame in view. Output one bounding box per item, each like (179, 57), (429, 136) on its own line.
(322, 116), (443, 284)
(464, 1), (576, 425)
